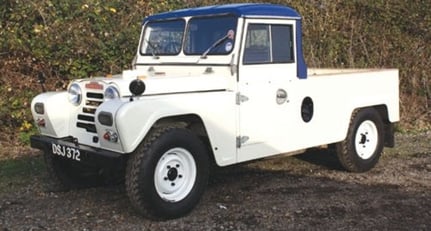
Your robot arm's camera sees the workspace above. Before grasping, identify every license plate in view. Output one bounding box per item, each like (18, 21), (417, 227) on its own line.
(51, 143), (81, 161)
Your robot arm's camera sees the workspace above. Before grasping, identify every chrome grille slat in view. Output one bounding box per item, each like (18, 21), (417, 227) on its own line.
(76, 88), (104, 133)
(77, 114), (95, 122)
(87, 92), (104, 99)
(83, 107), (97, 114)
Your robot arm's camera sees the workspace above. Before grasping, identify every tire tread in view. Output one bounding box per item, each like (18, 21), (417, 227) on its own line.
(125, 123), (207, 219)
(336, 108), (384, 172)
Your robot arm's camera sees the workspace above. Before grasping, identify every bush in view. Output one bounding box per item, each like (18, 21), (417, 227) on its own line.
(0, 0), (429, 146)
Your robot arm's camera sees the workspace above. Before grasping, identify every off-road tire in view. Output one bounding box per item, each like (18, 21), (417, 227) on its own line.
(125, 125), (210, 219)
(336, 108), (384, 172)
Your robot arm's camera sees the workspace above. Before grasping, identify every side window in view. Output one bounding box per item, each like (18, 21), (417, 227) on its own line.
(243, 24), (270, 64)
(243, 23), (294, 64)
(271, 25), (294, 63)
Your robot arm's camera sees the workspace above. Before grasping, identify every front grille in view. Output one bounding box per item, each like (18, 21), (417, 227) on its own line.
(76, 92), (104, 133)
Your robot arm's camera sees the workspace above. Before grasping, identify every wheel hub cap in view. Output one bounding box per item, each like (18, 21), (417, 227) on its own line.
(154, 148), (197, 202)
(355, 120), (378, 160)
(167, 167), (178, 181)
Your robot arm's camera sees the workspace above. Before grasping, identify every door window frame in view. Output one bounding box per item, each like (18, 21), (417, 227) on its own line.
(242, 21), (295, 65)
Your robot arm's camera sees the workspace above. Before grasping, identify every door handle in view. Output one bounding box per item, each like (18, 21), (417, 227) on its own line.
(276, 89), (288, 104)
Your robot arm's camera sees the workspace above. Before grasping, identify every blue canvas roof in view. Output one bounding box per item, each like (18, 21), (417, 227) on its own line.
(141, 3), (307, 79)
(144, 3), (301, 22)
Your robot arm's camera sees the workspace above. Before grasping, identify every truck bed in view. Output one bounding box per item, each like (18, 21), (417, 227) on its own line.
(308, 68), (394, 77)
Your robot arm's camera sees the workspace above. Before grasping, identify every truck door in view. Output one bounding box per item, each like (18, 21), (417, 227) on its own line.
(237, 19), (298, 162)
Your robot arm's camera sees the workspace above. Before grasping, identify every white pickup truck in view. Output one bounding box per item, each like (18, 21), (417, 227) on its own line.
(30, 3), (399, 219)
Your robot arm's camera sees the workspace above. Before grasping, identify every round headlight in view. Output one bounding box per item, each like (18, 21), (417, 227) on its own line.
(68, 83), (82, 106)
(104, 86), (120, 100)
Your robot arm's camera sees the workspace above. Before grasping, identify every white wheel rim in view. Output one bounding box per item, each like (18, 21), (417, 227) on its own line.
(354, 120), (378, 160)
(154, 147), (197, 202)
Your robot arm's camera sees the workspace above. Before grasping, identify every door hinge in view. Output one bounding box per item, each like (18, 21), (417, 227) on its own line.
(236, 92), (249, 105)
(236, 136), (249, 148)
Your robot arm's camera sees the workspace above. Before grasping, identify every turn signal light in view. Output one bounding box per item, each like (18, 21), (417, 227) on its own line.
(36, 118), (46, 127)
(103, 130), (118, 143)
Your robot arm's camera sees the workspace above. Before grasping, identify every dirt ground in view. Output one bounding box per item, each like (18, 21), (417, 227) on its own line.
(0, 132), (430, 230)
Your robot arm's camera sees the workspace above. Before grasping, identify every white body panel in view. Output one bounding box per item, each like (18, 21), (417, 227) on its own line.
(31, 67), (398, 166)
(30, 13), (399, 167)
(237, 68), (399, 162)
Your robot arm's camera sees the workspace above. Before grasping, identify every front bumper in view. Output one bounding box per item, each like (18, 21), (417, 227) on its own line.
(30, 135), (127, 169)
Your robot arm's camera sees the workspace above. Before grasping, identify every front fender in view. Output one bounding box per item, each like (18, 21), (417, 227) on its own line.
(31, 88), (237, 167)
(94, 97), (188, 154)
(102, 92), (238, 166)
(114, 97), (196, 153)
(31, 91), (72, 137)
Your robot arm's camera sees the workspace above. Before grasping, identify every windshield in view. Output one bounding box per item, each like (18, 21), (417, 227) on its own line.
(140, 19), (185, 55)
(140, 15), (237, 57)
(184, 15), (237, 55)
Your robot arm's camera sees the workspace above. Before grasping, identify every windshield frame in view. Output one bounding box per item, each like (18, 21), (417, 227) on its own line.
(139, 14), (238, 58)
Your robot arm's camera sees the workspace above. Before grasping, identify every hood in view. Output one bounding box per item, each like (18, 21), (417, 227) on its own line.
(77, 69), (233, 97)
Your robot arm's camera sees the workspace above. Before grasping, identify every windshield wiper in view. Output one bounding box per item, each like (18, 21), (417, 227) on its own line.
(145, 39), (160, 60)
(197, 30), (235, 62)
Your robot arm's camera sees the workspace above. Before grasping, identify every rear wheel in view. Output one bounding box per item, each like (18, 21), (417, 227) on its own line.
(336, 108), (384, 172)
(125, 125), (209, 219)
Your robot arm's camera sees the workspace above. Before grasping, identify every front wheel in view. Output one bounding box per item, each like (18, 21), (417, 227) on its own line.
(125, 125), (210, 219)
(336, 108), (384, 172)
